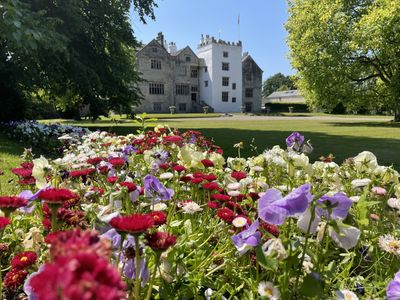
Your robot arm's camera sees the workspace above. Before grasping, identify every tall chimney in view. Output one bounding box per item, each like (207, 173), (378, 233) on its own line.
(156, 32), (165, 48)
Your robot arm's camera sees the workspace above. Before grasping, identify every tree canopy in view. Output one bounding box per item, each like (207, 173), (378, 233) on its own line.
(0, 0), (157, 121)
(286, 0), (400, 118)
(262, 73), (295, 98)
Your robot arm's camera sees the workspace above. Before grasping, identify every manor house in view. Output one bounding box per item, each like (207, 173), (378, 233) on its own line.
(135, 32), (262, 113)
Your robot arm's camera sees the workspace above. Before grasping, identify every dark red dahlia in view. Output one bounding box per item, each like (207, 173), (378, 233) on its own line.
(147, 211), (167, 226)
(173, 165), (186, 173)
(217, 207), (236, 223)
(110, 214), (154, 234)
(108, 157), (126, 168)
(18, 177), (36, 185)
(203, 174), (217, 181)
(3, 269), (28, 290)
(106, 176), (118, 184)
(180, 175), (192, 183)
(146, 232), (177, 251)
(163, 135), (183, 143)
(191, 177), (204, 184)
(11, 251), (37, 270)
(207, 201), (221, 209)
(231, 171), (247, 181)
(260, 222), (280, 237)
(226, 201), (244, 214)
(0, 196), (28, 213)
(202, 182), (220, 191)
(11, 168), (32, 178)
(87, 157), (103, 165)
(98, 165), (109, 174)
(120, 182), (137, 192)
(201, 159), (214, 168)
(20, 162), (34, 169)
(69, 168), (95, 178)
(192, 172), (205, 178)
(0, 216), (10, 229)
(38, 188), (79, 204)
(211, 194), (231, 202)
(29, 253), (126, 300)
(159, 163), (170, 170)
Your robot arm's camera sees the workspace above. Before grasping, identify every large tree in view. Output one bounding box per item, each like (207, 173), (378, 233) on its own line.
(263, 73), (295, 97)
(286, 0), (400, 119)
(0, 0), (157, 120)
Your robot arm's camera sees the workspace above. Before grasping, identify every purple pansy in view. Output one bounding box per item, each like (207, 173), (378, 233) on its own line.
(316, 192), (352, 220)
(144, 175), (174, 202)
(18, 185), (50, 214)
(387, 271), (400, 300)
(231, 220), (261, 255)
(286, 131), (305, 150)
(258, 183), (313, 225)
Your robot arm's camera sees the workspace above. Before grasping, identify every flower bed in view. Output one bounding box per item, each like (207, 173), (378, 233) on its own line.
(1, 126), (400, 299)
(1, 120), (90, 153)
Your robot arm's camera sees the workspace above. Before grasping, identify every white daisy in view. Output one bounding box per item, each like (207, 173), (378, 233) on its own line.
(232, 217), (248, 228)
(379, 235), (400, 255)
(337, 289), (359, 300)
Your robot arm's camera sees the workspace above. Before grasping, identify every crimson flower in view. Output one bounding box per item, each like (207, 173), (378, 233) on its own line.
(217, 207), (236, 223)
(231, 171), (247, 181)
(87, 157), (103, 165)
(0, 216), (10, 229)
(11, 251), (37, 270)
(29, 253), (126, 300)
(69, 168), (95, 178)
(147, 211), (167, 226)
(18, 177), (36, 185)
(11, 168), (32, 178)
(107, 176), (118, 184)
(260, 221), (280, 237)
(20, 162), (34, 169)
(173, 165), (186, 173)
(38, 188), (79, 204)
(211, 194), (231, 202)
(202, 182), (220, 191)
(146, 232), (177, 251)
(120, 182), (137, 192)
(163, 135), (183, 143)
(110, 214), (154, 234)
(201, 159), (214, 168)
(4, 269), (28, 290)
(108, 157), (126, 168)
(191, 177), (204, 184)
(0, 196), (28, 214)
(207, 201), (221, 209)
(203, 174), (217, 181)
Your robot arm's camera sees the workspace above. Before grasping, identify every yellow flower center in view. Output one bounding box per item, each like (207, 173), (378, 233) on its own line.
(389, 241), (400, 250)
(20, 256), (28, 262)
(264, 288), (273, 297)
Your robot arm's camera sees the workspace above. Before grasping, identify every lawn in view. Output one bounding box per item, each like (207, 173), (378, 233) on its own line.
(54, 115), (400, 169)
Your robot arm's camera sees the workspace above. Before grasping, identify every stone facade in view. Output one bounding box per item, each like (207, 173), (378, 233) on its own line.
(134, 32), (262, 113)
(242, 53), (263, 112)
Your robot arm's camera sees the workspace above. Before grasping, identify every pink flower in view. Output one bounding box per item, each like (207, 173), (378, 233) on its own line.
(371, 186), (386, 196)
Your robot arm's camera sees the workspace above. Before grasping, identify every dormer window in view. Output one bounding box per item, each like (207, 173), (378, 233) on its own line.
(186, 56), (191, 62)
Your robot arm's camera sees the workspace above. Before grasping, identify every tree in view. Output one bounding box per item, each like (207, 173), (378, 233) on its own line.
(262, 73), (295, 97)
(0, 0), (158, 121)
(286, 0), (400, 119)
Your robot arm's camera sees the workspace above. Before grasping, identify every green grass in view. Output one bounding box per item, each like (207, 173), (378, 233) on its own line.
(58, 116), (400, 168)
(0, 132), (25, 195)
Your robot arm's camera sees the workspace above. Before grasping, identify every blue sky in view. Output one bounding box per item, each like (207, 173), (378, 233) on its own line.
(130, 0), (294, 79)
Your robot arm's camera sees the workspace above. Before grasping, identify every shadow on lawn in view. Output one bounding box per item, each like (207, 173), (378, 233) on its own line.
(83, 125), (400, 169)
(327, 121), (400, 128)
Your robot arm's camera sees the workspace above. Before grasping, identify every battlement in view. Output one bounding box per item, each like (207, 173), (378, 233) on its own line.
(198, 34), (242, 48)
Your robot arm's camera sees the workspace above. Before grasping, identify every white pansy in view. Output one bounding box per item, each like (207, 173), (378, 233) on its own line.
(337, 290), (359, 300)
(262, 238), (287, 260)
(353, 151), (378, 172)
(258, 281), (280, 299)
(330, 223), (360, 250)
(351, 178), (371, 188)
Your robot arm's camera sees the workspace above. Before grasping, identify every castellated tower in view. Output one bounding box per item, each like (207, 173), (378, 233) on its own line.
(197, 35), (243, 113)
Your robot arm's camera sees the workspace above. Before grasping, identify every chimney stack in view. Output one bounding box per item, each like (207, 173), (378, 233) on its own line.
(156, 32), (165, 48)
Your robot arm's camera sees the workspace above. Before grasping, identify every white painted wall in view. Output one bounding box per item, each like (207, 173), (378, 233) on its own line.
(198, 39), (242, 112)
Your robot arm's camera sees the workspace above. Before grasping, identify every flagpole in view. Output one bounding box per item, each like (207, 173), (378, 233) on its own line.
(238, 14), (241, 42)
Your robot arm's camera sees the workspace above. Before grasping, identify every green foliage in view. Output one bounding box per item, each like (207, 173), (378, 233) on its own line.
(0, 0), (158, 121)
(262, 73), (295, 97)
(286, 0), (400, 118)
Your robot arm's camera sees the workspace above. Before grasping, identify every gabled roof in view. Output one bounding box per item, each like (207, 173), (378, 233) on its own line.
(171, 46), (198, 59)
(242, 54), (262, 72)
(136, 39), (170, 56)
(266, 90), (301, 99)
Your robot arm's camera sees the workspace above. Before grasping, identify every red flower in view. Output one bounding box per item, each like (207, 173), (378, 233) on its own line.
(107, 176), (118, 184)
(180, 176), (192, 183)
(203, 174), (217, 181)
(159, 163), (170, 170)
(207, 201), (221, 209)
(29, 253), (126, 300)
(202, 182), (220, 191)
(120, 182), (137, 192)
(11, 251), (37, 270)
(47, 229), (111, 260)
(87, 157), (103, 165)
(260, 222), (280, 237)
(20, 162), (34, 169)
(3, 269), (28, 290)
(108, 157), (126, 168)
(231, 171), (247, 181)
(192, 172), (205, 178)
(146, 232), (177, 251)
(18, 177), (36, 185)
(163, 135), (183, 143)
(147, 211), (167, 226)
(38, 188), (79, 204)
(110, 214), (154, 234)
(0, 216), (10, 229)
(11, 168), (32, 178)
(191, 177), (204, 184)
(211, 194), (231, 202)
(173, 165), (186, 173)
(201, 159), (214, 168)
(98, 165), (109, 174)
(69, 168), (95, 178)
(0, 196), (28, 211)
(226, 201), (244, 214)
(217, 207), (236, 223)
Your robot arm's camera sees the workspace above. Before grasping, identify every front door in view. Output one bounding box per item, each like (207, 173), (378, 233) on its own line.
(191, 93), (197, 102)
(245, 102), (252, 112)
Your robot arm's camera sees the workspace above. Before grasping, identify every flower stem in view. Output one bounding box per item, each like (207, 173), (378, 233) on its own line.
(134, 234), (141, 300)
(50, 205), (59, 232)
(145, 253), (160, 300)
